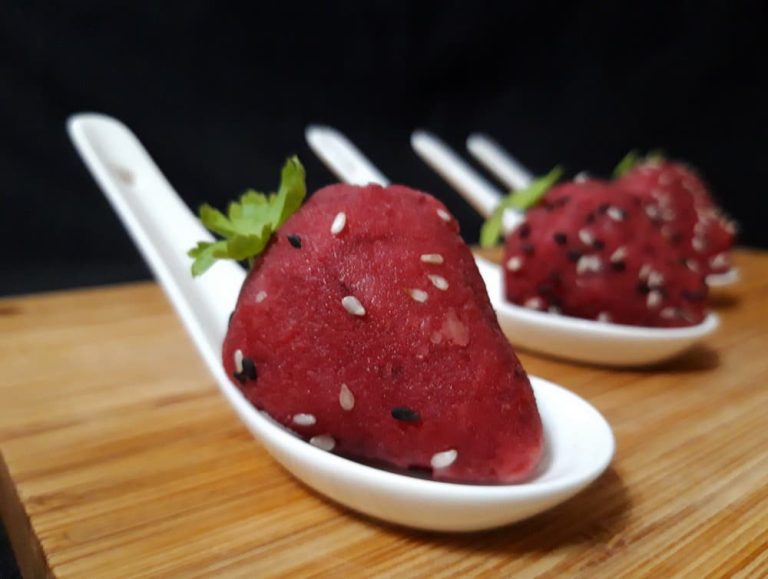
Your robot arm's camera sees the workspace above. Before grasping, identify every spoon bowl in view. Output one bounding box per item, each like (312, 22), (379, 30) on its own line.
(475, 256), (719, 366)
(68, 113), (614, 531)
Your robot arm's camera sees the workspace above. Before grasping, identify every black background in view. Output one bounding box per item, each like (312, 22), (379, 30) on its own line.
(2, 1), (767, 298)
(0, 0), (766, 572)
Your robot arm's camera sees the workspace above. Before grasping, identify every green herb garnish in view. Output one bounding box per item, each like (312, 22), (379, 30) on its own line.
(188, 156), (306, 276)
(612, 149), (666, 178)
(479, 166), (563, 248)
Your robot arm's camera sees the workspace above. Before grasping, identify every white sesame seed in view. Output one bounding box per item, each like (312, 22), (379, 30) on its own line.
(292, 413), (316, 426)
(409, 289), (428, 303)
(234, 349), (244, 374)
(330, 212), (347, 235)
(506, 256), (523, 272)
(597, 311), (612, 323)
(341, 295), (366, 316)
(574, 171), (590, 183)
(578, 228), (594, 246)
(548, 305), (562, 314)
(577, 255), (602, 275)
(309, 435), (335, 452)
(430, 449), (458, 469)
(436, 208), (451, 222)
(645, 205), (661, 220)
(647, 290), (662, 309)
(523, 297), (544, 310)
(662, 209), (677, 221)
(339, 384), (355, 411)
(255, 290), (267, 303)
(648, 271), (665, 288)
(610, 246), (627, 263)
(639, 264), (652, 280)
(710, 253), (729, 269)
(607, 206), (625, 221)
(692, 237), (706, 252)
(420, 253), (444, 264)
(660, 307), (678, 320)
(686, 259), (700, 272)
(428, 274), (449, 290)
(680, 308), (696, 323)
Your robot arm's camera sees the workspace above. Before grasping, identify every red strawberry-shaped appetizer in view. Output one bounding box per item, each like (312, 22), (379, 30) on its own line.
(502, 178), (709, 327)
(615, 156), (737, 276)
(191, 158), (543, 483)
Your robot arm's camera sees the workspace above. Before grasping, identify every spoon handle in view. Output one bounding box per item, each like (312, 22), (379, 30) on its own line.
(411, 130), (506, 218)
(67, 113), (244, 377)
(305, 125), (390, 186)
(466, 133), (534, 191)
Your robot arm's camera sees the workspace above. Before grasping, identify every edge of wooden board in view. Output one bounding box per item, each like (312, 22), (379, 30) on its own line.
(1, 452), (53, 578)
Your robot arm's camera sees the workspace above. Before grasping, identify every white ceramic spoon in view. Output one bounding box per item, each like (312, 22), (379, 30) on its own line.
(67, 113), (614, 532)
(466, 132), (739, 288)
(308, 126), (718, 366)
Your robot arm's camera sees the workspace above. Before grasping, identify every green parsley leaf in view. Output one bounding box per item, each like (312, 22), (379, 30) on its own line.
(612, 149), (667, 178)
(612, 150), (641, 178)
(188, 156), (306, 276)
(188, 240), (229, 277)
(480, 166), (563, 248)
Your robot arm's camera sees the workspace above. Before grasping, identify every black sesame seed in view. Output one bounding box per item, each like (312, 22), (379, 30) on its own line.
(519, 223), (531, 239)
(598, 203), (610, 213)
(610, 261), (626, 272)
(593, 239), (606, 250)
(636, 282), (651, 295)
(242, 357), (257, 380)
(391, 406), (421, 422)
(585, 212), (596, 224)
(548, 271), (562, 283)
(567, 250), (582, 262)
(683, 290), (706, 301)
(670, 232), (684, 244)
(287, 234), (302, 248)
(553, 232), (568, 245)
(521, 242), (535, 255)
(537, 282), (555, 296)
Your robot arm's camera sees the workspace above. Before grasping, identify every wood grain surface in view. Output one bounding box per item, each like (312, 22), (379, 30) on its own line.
(1, 248), (767, 578)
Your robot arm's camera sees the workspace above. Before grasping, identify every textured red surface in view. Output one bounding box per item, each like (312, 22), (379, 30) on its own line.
(504, 179), (709, 327)
(618, 161), (736, 276)
(223, 183), (543, 483)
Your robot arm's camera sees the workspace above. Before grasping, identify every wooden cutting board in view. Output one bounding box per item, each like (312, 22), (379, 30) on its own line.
(2, 248), (767, 578)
